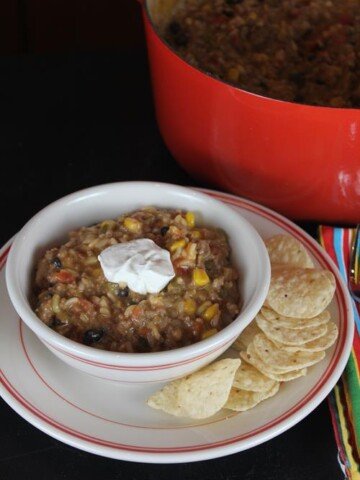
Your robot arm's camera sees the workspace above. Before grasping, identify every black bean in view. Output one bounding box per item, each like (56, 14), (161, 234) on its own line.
(301, 28), (313, 39)
(137, 337), (149, 351)
(117, 286), (129, 297)
(168, 22), (189, 47)
(315, 42), (325, 51)
(50, 317), (63, 327)
(222, 8), (234, 17)
(173, 32), (189, 47)
(204, 259), (217, 277)
(168, 21), (181, 35)
(160, 226), (169, 236)
(290, 72), (305, 87)
(40, 292), (53, 300)
(83, 329), (104, 345)
(51, 257), (62, 269)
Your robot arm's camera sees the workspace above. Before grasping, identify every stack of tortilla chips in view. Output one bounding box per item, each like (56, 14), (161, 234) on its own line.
(148, 235), (338, 419)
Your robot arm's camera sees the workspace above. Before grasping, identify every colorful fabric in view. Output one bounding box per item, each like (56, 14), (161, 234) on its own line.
(318, 227), (360, 480)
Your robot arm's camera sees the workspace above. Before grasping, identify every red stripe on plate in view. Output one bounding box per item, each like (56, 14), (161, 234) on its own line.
(0, 245), (11, 264)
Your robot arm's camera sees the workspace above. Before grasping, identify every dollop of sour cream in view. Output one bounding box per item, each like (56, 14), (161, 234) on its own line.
(98, 239), (175, 295)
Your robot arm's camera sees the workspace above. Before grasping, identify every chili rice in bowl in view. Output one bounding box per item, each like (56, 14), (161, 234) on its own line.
(6, 182), (270, 383)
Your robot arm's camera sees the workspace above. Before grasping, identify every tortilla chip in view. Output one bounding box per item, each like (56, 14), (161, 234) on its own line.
(261, 307), (330, 330)
(253, 333), (325, 372)
(240, 348), (308, 382)
(265, 266), (335, 318)
(177, 358), (241, 419)
(272, 322), (338, 353)
(147, 380), (186, 417)
(225, 382), (280, 412)
(232, 321), (262, 351)
(148, 359), (240, 418)
(232, 359), (277, 392)
(244, 343), (291, 374)
(265, 234), (314, 268)
(256, 313), (328, 345)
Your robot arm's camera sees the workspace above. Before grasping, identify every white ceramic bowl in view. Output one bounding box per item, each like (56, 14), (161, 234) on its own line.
(6, 182), (270, 383)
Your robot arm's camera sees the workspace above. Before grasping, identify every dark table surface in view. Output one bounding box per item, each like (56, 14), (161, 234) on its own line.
(0, 49), (342, 480)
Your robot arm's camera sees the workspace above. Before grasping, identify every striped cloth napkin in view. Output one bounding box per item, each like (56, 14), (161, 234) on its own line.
(318, 227), (360, 479)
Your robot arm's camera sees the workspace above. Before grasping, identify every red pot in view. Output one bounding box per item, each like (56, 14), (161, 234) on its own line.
(141, 0), (360, 223)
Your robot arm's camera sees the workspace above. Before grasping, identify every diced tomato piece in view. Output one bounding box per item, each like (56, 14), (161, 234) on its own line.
(77, 298), (94, 312)
(173, 258), (190, 276)
(332, 34), (346, 45)
(288, 9), (299, 19)
(139, 327), (149, 336)
(191, 320), (204, 338)
(69, 298), (94, 316)
(176, 266), (189, 276)
(54, 270), (75, 283)
(338, 14), (353, 25)
(211, 15), (225, 25)
(131, 306), (143, 319)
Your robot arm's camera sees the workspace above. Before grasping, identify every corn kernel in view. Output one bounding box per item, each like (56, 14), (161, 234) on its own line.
(185, 211), (195, 228)
(191, 230), (201, 240)
(170, 239), (186, 252)
(51, 294), (61, 314)
(92, 267), (103, 278)
(203, 303), (220, 321)
(51, 294), (69, 322)
(123, 217), (142, 233)
(329, 96), (344, 107)
(197, 301), (212, 315)
(202, 328), (218, 339)
(83, 256), (98, 266)
(227, 67), (241, 83)
(100, 219), (116, 233)
(184, 298), (197, 315)
(193, 268), (210, 286)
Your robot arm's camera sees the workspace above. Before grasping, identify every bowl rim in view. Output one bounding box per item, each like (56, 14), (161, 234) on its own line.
(6, 181), (270, 367)
(143, 0), (360, 112)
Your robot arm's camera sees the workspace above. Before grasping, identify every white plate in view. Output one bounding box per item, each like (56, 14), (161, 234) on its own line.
(0, 189), (354, 464)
